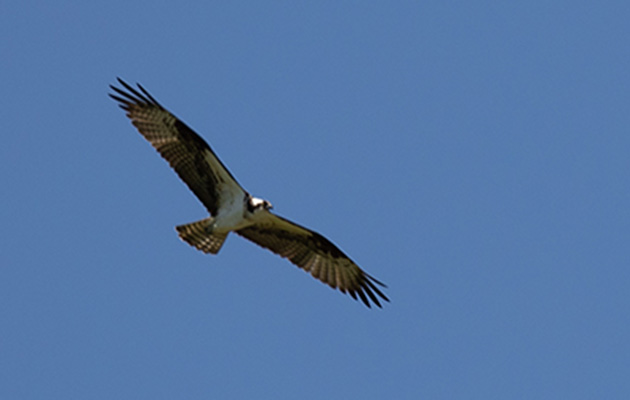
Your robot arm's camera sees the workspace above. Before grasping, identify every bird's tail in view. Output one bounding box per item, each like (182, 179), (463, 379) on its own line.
(175, 217), (228, 254)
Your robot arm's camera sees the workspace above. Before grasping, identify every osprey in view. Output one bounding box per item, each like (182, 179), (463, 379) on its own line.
(109, 78), (389, 308)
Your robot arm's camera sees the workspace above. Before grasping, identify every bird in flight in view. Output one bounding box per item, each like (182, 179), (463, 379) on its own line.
(109, 78), (388, 308)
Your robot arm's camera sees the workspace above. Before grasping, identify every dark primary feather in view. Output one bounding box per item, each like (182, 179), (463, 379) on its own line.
(237, 214), (389, 308)
(109, 78), (242, 215)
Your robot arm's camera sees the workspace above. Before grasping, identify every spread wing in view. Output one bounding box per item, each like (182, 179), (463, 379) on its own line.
(236, 212), (389, 308)
(109, 78), (245, 215)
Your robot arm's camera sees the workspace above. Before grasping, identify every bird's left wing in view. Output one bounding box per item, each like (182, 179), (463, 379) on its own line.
(236, 212), (389, 308)
(109, 78), (245, 215)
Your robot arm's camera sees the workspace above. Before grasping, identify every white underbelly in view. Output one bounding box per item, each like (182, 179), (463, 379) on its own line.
(213, 211), (251, 232)
(211, 195), (255, 232)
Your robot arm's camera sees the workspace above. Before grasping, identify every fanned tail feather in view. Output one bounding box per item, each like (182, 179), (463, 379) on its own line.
(175, 217), (227, 254)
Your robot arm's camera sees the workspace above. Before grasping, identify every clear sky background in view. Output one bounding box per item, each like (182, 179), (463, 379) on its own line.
(2, 1), (629, 399)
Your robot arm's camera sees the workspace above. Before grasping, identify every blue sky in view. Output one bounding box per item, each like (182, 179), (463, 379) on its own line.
(2, 1), (629, 398)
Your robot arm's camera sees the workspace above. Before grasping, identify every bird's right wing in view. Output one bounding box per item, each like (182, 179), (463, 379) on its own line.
(109, 78), (246, 215)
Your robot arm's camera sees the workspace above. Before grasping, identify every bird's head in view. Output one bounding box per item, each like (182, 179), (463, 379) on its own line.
(248, 196), (273, 212)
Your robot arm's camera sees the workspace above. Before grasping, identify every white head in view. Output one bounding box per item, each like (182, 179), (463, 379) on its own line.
(248, 196), (273, 212)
